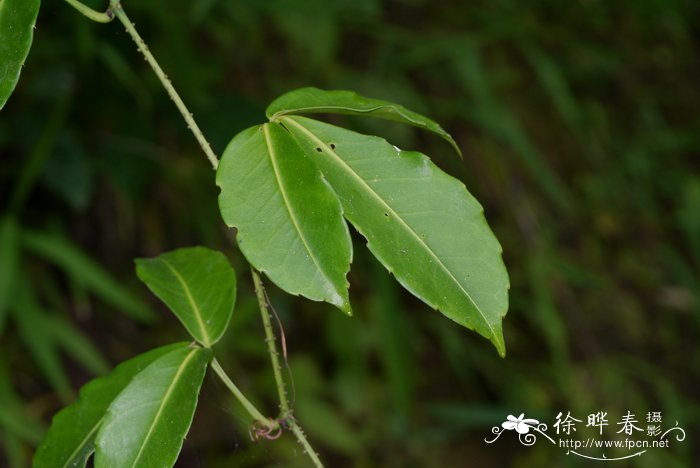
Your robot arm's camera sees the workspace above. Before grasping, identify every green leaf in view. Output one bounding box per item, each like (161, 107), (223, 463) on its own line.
(0, 216), (19, 334)
(266, 87), (461, 157)
(22, 229), (155, 322)
(0, 0), (40, 109)
(135, 246), (237, 347)
(281, 116), (509, 356)
(95, 346), (212, 468)
(216, 124), (352, 314)
(34, 343), (187, 468)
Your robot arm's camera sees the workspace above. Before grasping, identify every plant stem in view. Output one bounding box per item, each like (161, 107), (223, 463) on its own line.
(251, 268), (290, 415)
(211, 358), (275, 429)
(109, 2), (219, 170)
(63, 0), (114, 23)
(290, 424), (324, 467)
(251, 268), (323, 468)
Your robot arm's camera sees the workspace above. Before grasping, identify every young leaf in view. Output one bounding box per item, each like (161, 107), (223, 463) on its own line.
(0, 216), (19, 334)
(135, 246), (237, 347)
(22, 229), (155, 322)
(0, 0), (41, 109)
(281, 116), (509, 356)
(266, 87), (461, 156)
(34, 343), (187, 468)
(95, 346), (212, 468)
(216, 124), (352, 314)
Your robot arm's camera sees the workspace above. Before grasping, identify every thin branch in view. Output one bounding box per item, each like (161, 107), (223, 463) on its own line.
(64, 0), (114, 23)
(251, 268), (324, 467)
(251, 268), (290, 415)
(109, 2), (219, 170)
(211, 358), (276, 429)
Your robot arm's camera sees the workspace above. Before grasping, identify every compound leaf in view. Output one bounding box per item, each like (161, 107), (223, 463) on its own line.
(34, 343), (187, 468)
(95, 346), (211, 468)
(266, 87), (461, 156)
(0, 0), (41, 109)
(281, 116), (509, 355)
(135, 246), (236, 347)
(216, 123), (352, 314)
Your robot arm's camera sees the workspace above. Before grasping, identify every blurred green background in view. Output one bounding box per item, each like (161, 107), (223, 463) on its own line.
(1, 0), (699, 466)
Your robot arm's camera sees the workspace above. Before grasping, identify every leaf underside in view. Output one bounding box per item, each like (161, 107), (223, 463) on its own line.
(266, 87), (461, 157)
(216, 123), (352, 314)
(0, 0), (41, 109)
(33, 343), (188, 468)
(135, 246), (237, 347)
(281, 116), (509, 355)
(95, 346), (211, 468)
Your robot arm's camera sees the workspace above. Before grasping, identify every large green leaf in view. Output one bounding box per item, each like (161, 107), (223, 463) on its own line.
(95, 346), (211, 468)
(135, 246), (237, 346)
(34, 343), (187, 468)
(0, 0), (40, 109)
(0, 216), (19, 334)
(22, 229), (154, 322)
(266, 87), (461, 156)
(281, 116), (509, 355)
(216, 124), (352, 314)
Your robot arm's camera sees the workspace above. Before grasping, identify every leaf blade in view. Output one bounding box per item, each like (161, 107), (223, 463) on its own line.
(216, 124), (352, 314)
(33, 343), (188, 468)
(282, 116), (509, 355)
(266, 87), (461, 156)
(95, 346), (212, 468)
(0, 0), (41, 109)
(135, 246), (237, 347)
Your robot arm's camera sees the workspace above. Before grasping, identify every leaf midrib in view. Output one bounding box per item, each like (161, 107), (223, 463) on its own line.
(262, 124), (338, 301)
(61, 416), (102, 468)
(161, 258), (211, 346)
(130, 349), (198, 467)
(281, 116), (499, 345)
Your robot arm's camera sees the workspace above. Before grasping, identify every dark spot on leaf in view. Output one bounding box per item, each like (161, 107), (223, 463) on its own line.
(384, 212), (389, 217)
(316, 147), (322, 152)
(330, 143), (336, 149)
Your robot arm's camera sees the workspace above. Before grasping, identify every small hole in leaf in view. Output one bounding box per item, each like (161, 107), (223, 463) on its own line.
(316, 147), (322, 152)
(330, 143), (336, 149)
(384, 212), (389, 217)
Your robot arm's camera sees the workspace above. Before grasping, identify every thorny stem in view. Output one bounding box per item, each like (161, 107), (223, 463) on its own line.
(211, 358), (276, 430)
(252, 268), (290, 415)
(110, 1), (220, 170)
(252, 268), (323, 467)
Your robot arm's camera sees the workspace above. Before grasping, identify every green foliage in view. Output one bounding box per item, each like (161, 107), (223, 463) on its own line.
(95, 346), (211, 468)
(0, 0), (40, 109)
(34, 343), (187, 468)
(286, 114), (509, 353)
(217, 124), (352, 315)
(266, 87), (461, 156)
(2, 0), (698, 466)
(219, 91), (509, 354)
(135, 247), (237, 347)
